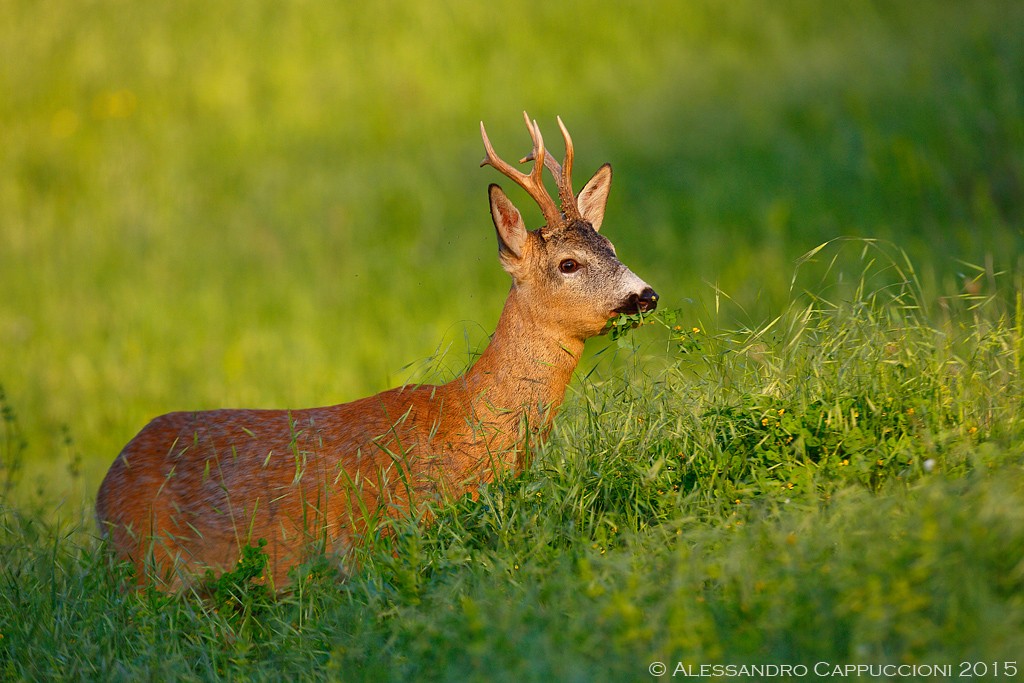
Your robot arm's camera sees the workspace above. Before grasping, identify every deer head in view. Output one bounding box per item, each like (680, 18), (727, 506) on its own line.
(480, 112), (658, 342)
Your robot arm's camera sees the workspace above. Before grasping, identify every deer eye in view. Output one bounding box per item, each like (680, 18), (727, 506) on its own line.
(559, 259), (580, 274)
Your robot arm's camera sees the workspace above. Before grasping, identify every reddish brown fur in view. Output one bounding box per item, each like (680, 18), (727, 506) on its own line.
(96, 114), (657, 588)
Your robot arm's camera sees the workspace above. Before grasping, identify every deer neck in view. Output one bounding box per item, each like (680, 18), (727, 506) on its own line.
(462, 284), (583, 440)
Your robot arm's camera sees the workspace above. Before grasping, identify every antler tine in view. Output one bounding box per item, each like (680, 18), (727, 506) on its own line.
(519, 111), (560, 175)
(519, 115), (581, 222)
(519, 139), (562, 178)
(554, 116), (579, 220)
(480, 114), (562, 229)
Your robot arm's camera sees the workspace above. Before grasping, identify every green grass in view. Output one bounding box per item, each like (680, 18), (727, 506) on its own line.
(2, 248), (1023, 679)
(2, 0), (1024, 679)
(2, 0), (1023, 493)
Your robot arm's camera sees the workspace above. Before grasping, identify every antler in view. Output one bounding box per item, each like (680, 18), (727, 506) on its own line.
(480, 112), (563, 229)
(520, 114), (580, 222)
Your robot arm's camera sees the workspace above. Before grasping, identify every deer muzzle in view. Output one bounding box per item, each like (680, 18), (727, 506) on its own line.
(616, 286), (659, 315)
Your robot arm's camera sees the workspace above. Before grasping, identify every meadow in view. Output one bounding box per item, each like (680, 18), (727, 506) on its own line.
(2, 0), (1024, 679)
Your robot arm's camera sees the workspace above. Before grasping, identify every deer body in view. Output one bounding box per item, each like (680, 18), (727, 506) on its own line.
(96, 114), (657, 588)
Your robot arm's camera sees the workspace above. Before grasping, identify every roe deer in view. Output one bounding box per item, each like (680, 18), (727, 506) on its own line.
(96, 112), (658, 588)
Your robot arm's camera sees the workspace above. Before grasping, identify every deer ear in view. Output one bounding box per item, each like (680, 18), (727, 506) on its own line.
(576, 163), (612, 232)
(488, 184), (527, 263)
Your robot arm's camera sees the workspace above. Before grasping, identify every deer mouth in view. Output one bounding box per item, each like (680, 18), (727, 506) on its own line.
(613, 287), (659, 315)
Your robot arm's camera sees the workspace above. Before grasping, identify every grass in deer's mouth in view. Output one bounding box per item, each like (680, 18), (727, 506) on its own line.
(604, 309), (653, 338)
(604, 308), (700, 354)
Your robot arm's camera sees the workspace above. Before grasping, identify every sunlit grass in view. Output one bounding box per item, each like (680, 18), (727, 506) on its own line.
(1, 0), (1022, 495)
(2, 243), (1023, 678)
(1, 0), (1023, 678)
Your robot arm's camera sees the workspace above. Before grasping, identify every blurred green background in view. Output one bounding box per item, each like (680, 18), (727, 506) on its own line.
(1, 0), (1022, 498)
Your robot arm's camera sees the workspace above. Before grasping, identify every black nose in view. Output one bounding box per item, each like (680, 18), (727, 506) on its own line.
(618, 287), (659, 314)
(637, 287), (659, 313)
